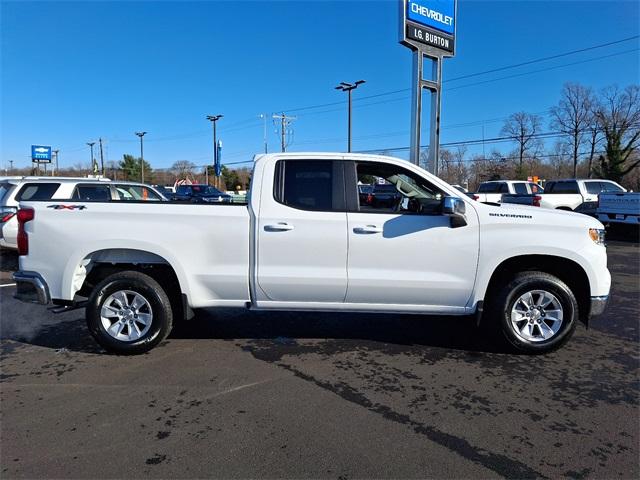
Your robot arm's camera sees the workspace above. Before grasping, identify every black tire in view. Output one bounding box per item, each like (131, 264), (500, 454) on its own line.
(86, 271), (173, 354)
(486, 271), (578, 354)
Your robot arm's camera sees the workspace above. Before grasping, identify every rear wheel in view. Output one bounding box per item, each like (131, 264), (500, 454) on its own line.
(487, 271), (578, 354)
(86, 271), (173, 354)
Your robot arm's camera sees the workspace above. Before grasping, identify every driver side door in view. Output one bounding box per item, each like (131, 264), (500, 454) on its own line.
(345, 161), (479, 311)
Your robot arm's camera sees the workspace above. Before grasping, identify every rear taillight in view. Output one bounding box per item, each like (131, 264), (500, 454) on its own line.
(472, 195), (479, 201)
(17, 208), (34, 256)
(1, 212), (15, 223)
(0, 207), (17, 223)
(533, 195), (542, 207)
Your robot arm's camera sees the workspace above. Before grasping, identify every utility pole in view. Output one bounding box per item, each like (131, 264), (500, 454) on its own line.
(135, 132), (147, 183)
(335, 80), (365, 153)
(87, 142), (96, 175)
(272, 113), (296, 152)
(99, 138), (105, 177)
(206, 115), (223, 187)
(259, 114), (268, 153)
(53, 150), (59, 176)
(9, 160), (13, 173)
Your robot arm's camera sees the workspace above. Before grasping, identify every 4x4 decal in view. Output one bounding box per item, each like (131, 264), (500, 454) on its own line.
(47, 205), (87, 210)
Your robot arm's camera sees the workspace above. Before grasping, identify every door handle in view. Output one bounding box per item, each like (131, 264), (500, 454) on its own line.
(353, 225), (383, 234)
(264, 222), (294, 232)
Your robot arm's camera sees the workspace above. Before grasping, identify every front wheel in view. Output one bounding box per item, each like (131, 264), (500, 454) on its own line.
(86, 271), (173, 354)
(487, 271), (578, 354)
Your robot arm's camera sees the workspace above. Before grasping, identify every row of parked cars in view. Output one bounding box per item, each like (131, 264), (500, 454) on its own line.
(0, 177), (235, 250)
(467, 178), (639, 227)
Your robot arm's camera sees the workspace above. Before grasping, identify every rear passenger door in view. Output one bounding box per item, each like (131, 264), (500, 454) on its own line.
(255, 159), (348, 304)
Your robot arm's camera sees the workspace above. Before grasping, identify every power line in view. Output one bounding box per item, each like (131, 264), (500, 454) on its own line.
(280, 35), (639, 114)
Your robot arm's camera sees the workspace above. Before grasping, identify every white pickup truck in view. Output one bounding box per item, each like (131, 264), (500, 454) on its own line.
(13, 153), (610, 355)
(474, 180), (544, 204)
(503, 179), (626, 210)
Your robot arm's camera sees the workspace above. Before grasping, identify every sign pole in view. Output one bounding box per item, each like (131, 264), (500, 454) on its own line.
(400, 0), (456, 175)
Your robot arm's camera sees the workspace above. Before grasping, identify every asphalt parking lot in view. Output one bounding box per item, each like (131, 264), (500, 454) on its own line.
(1, 232), (638, 479)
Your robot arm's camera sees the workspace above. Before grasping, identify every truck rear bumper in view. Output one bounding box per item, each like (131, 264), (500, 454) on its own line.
(12, 271), (51, 305)
(590, 295), (609, 318)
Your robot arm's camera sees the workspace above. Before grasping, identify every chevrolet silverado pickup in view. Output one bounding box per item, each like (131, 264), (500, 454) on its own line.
(13, 153), (610, 354)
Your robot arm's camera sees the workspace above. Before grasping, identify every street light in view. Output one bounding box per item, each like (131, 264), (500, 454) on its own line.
(87, 142), (96, 173)
(135, 132), (147, 183)
(206, 115), (223, 185)
(335, 80), (365, 152)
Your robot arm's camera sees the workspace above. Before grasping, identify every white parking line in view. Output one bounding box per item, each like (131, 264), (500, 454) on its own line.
(0, 283), (16, 288)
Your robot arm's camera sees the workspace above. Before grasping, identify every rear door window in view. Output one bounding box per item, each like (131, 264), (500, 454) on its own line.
(274, 160), (343, 211)
(478, 183), (499, 193)
(72, 184), (112, 201)
(550, 181), (579, 194)
(584, 182), (603, 195)
(114, 185), (162, 201)
(513, 183), (528, 195)
(15, 183), (61, 201)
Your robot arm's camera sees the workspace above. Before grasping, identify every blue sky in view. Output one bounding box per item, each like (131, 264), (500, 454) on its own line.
(1, 0), (639, 171)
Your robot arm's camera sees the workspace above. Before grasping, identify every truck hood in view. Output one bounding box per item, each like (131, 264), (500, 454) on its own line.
(479, 202), (604, 229)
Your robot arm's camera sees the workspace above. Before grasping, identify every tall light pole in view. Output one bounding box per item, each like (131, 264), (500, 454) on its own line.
(206, 115), (223, 185)
(335, 80), (365, 153)
(87, 142), (96, 173)
(135, 132), (147, 183)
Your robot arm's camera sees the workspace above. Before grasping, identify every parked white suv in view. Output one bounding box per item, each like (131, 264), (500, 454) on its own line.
(0, 177), (166, 249)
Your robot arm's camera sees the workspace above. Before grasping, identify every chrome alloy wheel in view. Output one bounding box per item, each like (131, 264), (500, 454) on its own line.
(510, 290), (564, 342)
(100, 290), (153, 341)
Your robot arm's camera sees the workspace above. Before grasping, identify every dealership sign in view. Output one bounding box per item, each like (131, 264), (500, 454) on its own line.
(400, 0), (456, 55)
(31, 145), (52, 163)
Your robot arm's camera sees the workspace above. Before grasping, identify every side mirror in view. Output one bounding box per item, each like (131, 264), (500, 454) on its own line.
(442, 196), (467, 228)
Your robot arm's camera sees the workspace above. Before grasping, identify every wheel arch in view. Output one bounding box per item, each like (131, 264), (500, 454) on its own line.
(482, 254), (591, 320)
(68, 248), (189, 319)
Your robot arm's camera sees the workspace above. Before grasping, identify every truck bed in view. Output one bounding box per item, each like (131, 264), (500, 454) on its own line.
(19, 201), (252, 307)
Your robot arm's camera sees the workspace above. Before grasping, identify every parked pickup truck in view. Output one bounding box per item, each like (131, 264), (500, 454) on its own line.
(502, 179), (626, 210)
(474, 180), (543, 204)
(597, 192), (640, 226)
(13, 153), (610, 355)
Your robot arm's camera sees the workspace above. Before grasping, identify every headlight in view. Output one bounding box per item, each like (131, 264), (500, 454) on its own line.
(589, 228), (606, 246)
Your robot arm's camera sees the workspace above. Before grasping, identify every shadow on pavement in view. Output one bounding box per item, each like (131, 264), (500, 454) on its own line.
(1, 307), (509, 356)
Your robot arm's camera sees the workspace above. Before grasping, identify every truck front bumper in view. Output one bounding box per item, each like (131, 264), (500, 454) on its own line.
(13, 271), (51, 305)
(590, 295), (609, 318)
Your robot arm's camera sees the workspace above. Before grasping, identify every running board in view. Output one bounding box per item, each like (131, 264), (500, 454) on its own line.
(48, 301), (87, 314)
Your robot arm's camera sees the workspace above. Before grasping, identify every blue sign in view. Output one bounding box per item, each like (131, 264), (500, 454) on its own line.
(215, 140), (222, 177)
(31, 145), (52, 162)
(406, 0), (455, 36)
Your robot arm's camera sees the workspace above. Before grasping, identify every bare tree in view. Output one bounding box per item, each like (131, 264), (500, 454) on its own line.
(550, 82), (595, 178)
(500, 112), (544, 178)
(549, 141), (572, 178)
(593, 85), (640, 183)
(171, 160), (196, 180)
